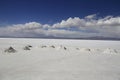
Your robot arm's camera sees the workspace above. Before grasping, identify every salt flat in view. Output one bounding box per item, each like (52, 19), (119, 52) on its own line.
(0, 38), (120, 80)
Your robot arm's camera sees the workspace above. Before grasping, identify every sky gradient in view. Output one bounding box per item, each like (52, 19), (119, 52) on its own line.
(0, 0), (120, 39)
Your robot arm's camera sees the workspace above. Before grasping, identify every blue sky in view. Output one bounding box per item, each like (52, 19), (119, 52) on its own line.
(0, 0), (120, 25)
(0, 0), (120, 39)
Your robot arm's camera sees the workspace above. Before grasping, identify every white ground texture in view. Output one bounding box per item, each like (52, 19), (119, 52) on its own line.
(0, 38), (120, 80)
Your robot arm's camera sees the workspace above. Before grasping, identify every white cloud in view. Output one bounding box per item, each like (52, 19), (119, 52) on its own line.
(0, 14), (120, 39)
(85, 14), (97, 19)
(52, 17), (84, 28)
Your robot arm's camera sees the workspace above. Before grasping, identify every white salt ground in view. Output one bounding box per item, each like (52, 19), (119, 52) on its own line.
(0, 38), (120, 80)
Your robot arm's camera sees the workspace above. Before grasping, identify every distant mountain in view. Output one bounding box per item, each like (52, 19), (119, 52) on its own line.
(0, 36), (120, 41)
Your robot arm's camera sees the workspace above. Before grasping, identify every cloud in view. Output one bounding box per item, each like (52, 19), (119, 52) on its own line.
(85, 14), (97, 19)
(0, 14), (120, 39)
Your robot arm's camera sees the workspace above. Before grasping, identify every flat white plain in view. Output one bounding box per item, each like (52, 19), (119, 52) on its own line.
(0, 38), (120, 80)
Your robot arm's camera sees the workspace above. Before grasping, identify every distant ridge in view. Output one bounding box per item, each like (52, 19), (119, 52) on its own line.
(0, 36), (120, 41)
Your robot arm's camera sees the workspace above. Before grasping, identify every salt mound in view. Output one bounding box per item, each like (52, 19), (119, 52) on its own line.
(56, 45), (67, 50)
(76, 48), (80, 50)
(50, 45), (55, 48)
(27, 45), (32, 48)
(23, 46), (31, 50)
(80, 48), (91, 52)
(23, 45), (33, 50)
(103, 48), (118, 54)
(63, 47), (67, 50)
(4, 46), (17, 53)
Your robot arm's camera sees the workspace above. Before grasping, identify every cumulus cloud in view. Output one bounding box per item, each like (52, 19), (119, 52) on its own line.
(0, 14), (120, 39)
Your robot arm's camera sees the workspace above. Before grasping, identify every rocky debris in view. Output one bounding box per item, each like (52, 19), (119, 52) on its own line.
(4, 46), (17, 53)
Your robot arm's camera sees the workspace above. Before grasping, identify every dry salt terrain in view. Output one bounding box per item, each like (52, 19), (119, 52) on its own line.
(0, 38), (120, 80)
